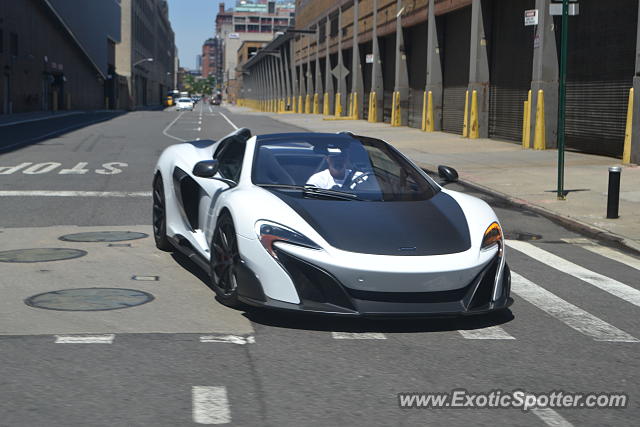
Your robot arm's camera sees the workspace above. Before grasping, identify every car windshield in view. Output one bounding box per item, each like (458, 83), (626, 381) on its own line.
(252, 134), (438, 202)
(178, 98), (192, 102)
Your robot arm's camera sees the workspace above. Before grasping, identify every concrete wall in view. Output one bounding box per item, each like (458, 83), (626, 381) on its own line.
(0, 0), (112, 113)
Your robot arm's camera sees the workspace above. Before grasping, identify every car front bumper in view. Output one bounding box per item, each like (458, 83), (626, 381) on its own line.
(238, 248), (512, 317)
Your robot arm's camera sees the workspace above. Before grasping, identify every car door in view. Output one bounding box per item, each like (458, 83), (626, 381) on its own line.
(201, 137), (247, 244)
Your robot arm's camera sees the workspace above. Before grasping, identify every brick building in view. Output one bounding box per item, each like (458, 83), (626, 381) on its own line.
(241, 0), (640, 163)
(216, 1), (295, 101)
(201, 37), (224, 86)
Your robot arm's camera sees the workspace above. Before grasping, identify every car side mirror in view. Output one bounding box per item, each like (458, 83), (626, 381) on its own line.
(438, 165), (459, 183)
(193, 160), (219, 178)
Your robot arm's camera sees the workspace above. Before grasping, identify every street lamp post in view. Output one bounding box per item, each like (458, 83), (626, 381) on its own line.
(132, 58), (154, 108)
(133, 57), (154, 67)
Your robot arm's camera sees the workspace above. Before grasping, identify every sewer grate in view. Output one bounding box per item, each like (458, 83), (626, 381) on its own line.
(0, 248), (87, 263)
(59, 231), (148, 242)
(504, 232), (542, 241)
(24, 288), (154, 311)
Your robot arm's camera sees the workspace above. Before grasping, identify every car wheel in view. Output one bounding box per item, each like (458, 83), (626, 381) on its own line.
(210, 213), (241, 307)
(152, 175), (173, 251)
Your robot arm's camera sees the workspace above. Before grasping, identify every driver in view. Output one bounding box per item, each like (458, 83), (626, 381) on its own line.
(306, 148), (363, 190)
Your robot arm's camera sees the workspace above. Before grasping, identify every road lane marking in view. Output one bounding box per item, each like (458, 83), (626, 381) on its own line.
(457, 326), (515, 340)
(331, 332), (386, 339)
(506, 240), (640, 308)
(511, 272), (638, 342)
(55, 334), (115, 344)
(59, 162), (89, 174)
(162, 111), (187, 142)
(0, 190), (151, 197)
(562, 238), (640, 271)
(200, 335), (255, 345)
(218, 112), (239, 130)
(532, 406), (574, 427)
(192, 386), (231, 424)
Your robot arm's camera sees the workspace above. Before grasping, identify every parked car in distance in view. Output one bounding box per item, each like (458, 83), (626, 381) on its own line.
(176, 97), (194, 111)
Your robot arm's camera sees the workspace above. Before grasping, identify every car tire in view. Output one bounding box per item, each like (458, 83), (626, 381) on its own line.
(152, 175), (173, 251)
(210, 213), (241, 307)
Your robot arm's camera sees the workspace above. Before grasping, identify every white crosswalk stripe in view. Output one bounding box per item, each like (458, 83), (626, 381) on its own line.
(562, 238), (640, 271)
(511, 272), (638, 342)
(507, 240), (640, 308)
(55, 334), (115, 344)
(457, 326), (515, 340)
(192, 386), (231, 424)
(331, 332), (387, 340)
(531, 407), (575, 427)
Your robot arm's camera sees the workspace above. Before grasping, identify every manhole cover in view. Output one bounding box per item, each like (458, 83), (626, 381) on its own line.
(504, 232), (542, 241)
(25, 288), (154, 311)
(0, 248), (87, 263)
(59, 231), (148, 242)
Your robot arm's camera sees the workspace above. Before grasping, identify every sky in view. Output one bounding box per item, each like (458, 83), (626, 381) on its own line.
(167, 0), (237, 70)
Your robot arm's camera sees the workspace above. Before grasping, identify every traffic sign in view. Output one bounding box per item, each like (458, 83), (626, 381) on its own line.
(524, 9), (538, 26)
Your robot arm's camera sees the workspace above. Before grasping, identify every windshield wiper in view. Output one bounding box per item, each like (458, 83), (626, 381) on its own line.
(256, 184), (361, 201)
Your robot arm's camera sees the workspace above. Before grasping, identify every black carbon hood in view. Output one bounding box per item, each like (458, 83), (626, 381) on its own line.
(271, 190), (471, 256)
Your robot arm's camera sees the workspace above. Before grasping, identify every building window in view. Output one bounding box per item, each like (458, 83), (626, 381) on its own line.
(330, 16), (338, 37)
(10, 32), (17, 56)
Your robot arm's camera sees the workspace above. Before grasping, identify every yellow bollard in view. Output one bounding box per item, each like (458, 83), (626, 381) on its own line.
(349, 92), (354, 117)
(469, 90), (479, 139)
(350, 92), (359, 119)
(313, 93), (319, 114)
(305, 94), (311, 114)
(426, 91), (434, 132)
(462, 90), (469, 137)
(522, 100), (529, 147)
(523, 90), (532, 149)
(368, 92), (377, 123)
(334, 93), (342, 117)
(421, 91), (427, 131)
(392, 92), (401, 126)
(390, 92), (396, 125)
(298, 96), (303, 113)
(323, 92), (330, 115)
(533, 89), (546, 150)
(623, 88), (633, 164)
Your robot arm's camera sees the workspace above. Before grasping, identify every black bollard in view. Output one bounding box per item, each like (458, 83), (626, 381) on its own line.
(606, 166), (622, 219)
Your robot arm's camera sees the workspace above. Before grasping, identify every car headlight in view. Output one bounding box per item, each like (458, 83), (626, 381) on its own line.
(481, 222), (503, 252)
(256, 221), (321, 259)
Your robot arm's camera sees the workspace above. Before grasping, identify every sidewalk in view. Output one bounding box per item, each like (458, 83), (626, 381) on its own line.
(226, 105), (640, 253)
(0, 110), (85, 128)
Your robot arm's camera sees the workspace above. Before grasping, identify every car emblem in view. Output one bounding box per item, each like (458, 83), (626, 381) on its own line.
(398, 247), (416, 252)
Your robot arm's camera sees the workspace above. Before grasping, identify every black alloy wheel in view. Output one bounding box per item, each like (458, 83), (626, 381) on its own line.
(210, 213), (241, 307)
(152, 175), (173, 251)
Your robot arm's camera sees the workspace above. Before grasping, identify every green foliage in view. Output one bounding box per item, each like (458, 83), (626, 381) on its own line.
(181, 73), (217, 96)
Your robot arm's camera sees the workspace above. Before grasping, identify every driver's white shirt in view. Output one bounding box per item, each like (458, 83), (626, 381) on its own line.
(306, 169), (363, 189)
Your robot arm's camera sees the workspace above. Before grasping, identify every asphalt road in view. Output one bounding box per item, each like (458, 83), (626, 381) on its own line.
(0, 103), (638, 426)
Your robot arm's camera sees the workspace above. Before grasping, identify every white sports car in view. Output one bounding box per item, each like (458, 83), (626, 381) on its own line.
(152, 128), (512, 316)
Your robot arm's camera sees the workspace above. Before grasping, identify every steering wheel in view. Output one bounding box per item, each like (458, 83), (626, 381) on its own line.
(343, 171), (376, 190)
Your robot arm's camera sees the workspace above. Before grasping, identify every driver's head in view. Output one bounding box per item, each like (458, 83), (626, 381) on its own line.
(327, 152), (347, 178)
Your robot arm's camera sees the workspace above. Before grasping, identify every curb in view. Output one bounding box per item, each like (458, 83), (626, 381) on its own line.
(0, 111), (84, 128)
